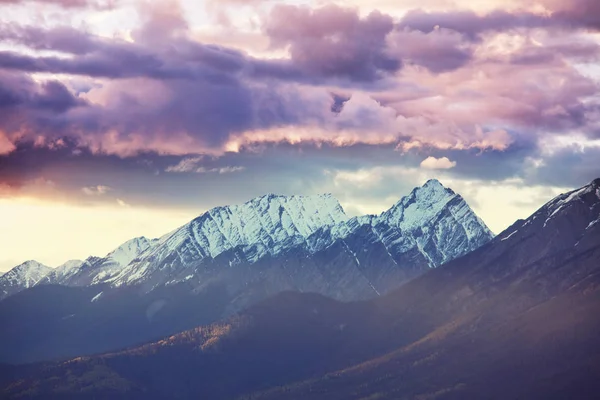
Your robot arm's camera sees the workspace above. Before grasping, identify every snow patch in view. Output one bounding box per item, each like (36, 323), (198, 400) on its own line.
(586, 218), (599, 230)
(368, 281), (381, 296)
(500, 230), (518, 241)
(91, 292), (103, 302)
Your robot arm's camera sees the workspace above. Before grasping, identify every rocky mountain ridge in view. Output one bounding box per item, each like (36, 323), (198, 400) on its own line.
(0, 180), (493, 305)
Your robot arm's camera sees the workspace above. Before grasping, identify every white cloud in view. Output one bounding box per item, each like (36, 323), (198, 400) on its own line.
(165, 156), (205, 173)
(197, 166), (246, 174)
(166, 157), (245, 174)
(82, 185), (112, 196)
(116, 198), (130, 207)
(420, 156), (457, 170)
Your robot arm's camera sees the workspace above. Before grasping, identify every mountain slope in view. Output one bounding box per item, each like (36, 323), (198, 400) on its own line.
(3, 179), (599, 400)
(0, 261), (51, 301)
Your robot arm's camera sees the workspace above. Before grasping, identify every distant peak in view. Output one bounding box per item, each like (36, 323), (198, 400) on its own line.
(410, 179), (450, 195)
(128, 236), (150, 243)
(111, 236), (151, 251)
(57, 259), (84, 270)
(2, 260), (51, 288)
(591, 178), (600, 188)
(423, 178), (443, 187)
(420, 179), (454, 192)
(16, 260), (47, 269)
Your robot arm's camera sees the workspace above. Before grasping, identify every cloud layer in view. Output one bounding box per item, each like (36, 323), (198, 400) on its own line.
(0, 0), (598, 253)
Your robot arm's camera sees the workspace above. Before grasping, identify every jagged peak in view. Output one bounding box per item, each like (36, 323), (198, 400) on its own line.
(1, 260), (51, 287)
(199, 192), (347, 221)
(389, 179), (456, 213)
(510, 179), (600, 232)
(379, 179), (490, 240)
(548, 180), (600, 209)
(11, 260), (49, 271)
(56, 259), (84, 270)
(109, 236), (151, 250)
(247, 192), (339, 204)
(418, 178), (455, 195)
(103, 236), (155, 268)
(422, 178), (444, 188)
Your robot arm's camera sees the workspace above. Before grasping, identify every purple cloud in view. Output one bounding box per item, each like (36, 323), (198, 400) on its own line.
(390, 27), (473, 73)
(399, 1), (600, 40)
(264, 4), (401, 81)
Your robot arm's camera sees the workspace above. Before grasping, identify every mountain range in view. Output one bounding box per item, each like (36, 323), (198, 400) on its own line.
(2, 179), (599, 399)
(0, 180), (495, 364)
(1, 179), (491, 302)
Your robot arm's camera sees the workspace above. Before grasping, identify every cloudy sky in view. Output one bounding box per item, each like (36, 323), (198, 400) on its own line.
(0, 0), (598, 271)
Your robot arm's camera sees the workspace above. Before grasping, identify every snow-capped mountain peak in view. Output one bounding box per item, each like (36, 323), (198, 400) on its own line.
(105, 236), (154, 267)
(382, 179), (458, 230)
(58, 260), (85, 270)
(1, 261), (51, 288)
(3, 182), (494, 304)
(0, 260), (52, 300)
(40, 259), (85, 285)
(109, 193), (349, 286)
(543, 179), (600, 223)
(35, 238), (157, 289)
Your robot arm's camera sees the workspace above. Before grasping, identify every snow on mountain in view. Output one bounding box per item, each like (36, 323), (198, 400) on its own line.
(541, 178), (600, 228)
(99, 180), (492, 295)
(2, 180), (494, 304)
(310, 179), (493, 267)
(385, 179), (493, 265)
(0, 261), (52, 300)
(40, 260), (84, 285)
(37, 237), (155, 288)
(499, 178), (600, 242)
(108, 194), (348, 286)
(105, 237), (155, 267)
(489, 178), (600, 271)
